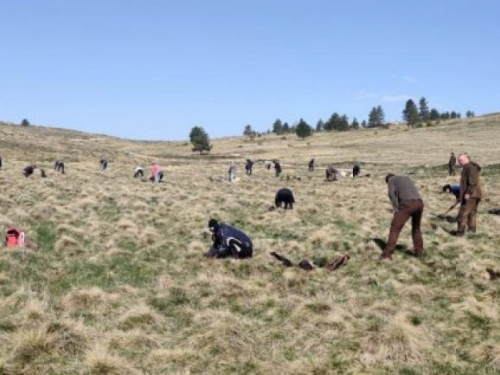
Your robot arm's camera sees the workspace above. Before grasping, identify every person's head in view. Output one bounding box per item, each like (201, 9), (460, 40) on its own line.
(442, 184), (452, 193)
(451, 152), (455, 156)
(208, 219), (219, 233)
(385, 173), (395, 184)
(458, 154), (470, 167)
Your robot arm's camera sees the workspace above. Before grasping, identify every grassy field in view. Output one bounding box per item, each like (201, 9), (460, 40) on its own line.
(1, 116), (500, 374)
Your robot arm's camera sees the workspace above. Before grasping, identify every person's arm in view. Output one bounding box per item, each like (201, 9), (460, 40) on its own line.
(466, 167), (479, 197)
(388, 180), (399, 212)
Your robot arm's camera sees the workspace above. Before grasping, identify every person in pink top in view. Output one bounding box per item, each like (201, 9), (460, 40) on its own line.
(150, 163), (164, 183)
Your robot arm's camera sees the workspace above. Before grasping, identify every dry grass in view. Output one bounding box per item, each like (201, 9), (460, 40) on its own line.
(1, 116), (500, 373)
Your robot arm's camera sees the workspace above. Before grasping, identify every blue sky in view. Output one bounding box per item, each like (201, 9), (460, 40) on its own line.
(1, 1), (499, 140)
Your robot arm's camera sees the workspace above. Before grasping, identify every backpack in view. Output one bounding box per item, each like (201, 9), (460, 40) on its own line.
(5, 227), (25, 247)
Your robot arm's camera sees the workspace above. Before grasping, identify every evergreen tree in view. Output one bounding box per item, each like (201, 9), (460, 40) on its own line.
(189, 126), (213, 154)
(351, 117), (360, 130)
(339, 114), (350, 131)
(429, 108), (440, 121)
(403, 99), (420, 127)
(21, 118), (30, 126)
(243, 124), (255, 137)
(361, 120), (367, 128)
(295, 118), (313, 139)
(316, 119), (324, 132)
(418, 97), (430, 122)
(466, 110), (475, 118)
(272, 119), (283, 134)
(282, 122), (290, 133)
(368, 106), (384, 127)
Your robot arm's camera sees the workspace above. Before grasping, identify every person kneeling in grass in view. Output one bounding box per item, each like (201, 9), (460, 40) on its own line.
(205, 219), (253, 259)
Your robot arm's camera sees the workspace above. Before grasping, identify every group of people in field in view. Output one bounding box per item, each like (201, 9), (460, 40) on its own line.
(206, 152), (484, 264)
(3, 149), (485, 265)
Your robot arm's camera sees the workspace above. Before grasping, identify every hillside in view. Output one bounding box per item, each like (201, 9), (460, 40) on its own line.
(1, 115), (500, 374)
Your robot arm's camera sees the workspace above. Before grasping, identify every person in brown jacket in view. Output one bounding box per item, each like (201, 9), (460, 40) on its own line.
(381, 174), (424, 260)
(448, 152), (456, 176)
(456, 154), (482, 235)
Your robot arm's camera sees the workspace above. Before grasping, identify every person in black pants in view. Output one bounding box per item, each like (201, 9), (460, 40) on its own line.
(275, 188), (295, 210)
(205, 219), (253, 259)
(54, 161), (65, 174)
(274, 161), (282, 177)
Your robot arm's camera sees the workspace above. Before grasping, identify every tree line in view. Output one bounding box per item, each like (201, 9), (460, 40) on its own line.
(188, 97), (475, 152)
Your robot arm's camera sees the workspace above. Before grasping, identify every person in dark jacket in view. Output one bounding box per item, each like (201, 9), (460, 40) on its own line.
(275, 188), (295, 209)
(245, 159), (254, 175)
(326, 165), (339, 181)
(456, 154), (482, 235)
(205, 219), (253, 259)
(54, 160), (65, 174)
(23, 165), (36, 177)
(100, 157), (108, 170)
(448, 152), (456, 176)
(308, 159), (315, 172)
(274, 161), (282, 177)
(381, 174), (424, 260)
(353, 165), (360, 178)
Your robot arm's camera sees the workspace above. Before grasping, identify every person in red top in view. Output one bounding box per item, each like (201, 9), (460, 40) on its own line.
(150, 163), (164, 183)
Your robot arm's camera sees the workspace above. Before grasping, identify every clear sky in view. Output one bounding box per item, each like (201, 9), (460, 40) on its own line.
(1, 1), (499, 140)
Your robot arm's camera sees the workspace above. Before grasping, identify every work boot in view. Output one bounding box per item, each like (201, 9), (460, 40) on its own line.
(454, 231), (465, 237)
(380, 251), (393, 260)
(412, 249), (424, 258)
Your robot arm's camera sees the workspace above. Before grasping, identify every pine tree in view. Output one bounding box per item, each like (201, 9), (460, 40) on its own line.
(189, 126), (213, 154)
(403, 99), (420, 127)
(295, 118), (313, 139)
(418, 97), (430, 122)
(272, 119), (283, 134)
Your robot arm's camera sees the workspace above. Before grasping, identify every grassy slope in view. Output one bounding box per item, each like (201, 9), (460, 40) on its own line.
(1, 117), (500, 374)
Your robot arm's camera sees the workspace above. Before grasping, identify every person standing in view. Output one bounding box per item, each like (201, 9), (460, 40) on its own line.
(274, 161), (282, 177)
(456, 154), (482, 235)
(381, 174), (424, 260)
(228, 161), (237, 182)
(245, 159), (254, 175)
(308, 158), (315, 172)
(448, 152), (456, 176)
(353, 165), (360, 178)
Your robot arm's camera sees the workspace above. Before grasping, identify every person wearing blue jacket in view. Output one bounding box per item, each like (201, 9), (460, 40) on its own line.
(205, 219), (253, 259)
(443, 184), (460, 200)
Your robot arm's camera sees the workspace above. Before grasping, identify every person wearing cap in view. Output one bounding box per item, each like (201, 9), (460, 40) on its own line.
(381, 173), (424, 260)
(442, 184), (460, 200)
(205, 219), (253, 259)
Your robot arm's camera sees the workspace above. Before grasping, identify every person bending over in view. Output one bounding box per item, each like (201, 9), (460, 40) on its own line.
(205, 219), (253, 259)
(275, 188), (295, 209)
